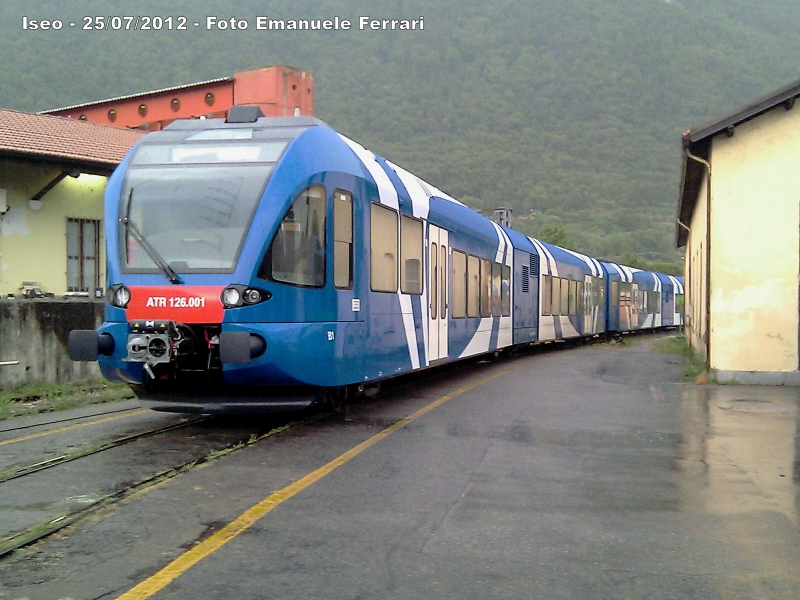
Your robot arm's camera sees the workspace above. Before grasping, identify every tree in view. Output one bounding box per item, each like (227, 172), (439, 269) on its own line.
(538, 224), (570, 248)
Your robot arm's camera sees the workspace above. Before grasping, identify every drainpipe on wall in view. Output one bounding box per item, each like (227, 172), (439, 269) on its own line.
(676, 219), (691, 338)
(685, 150), (712, 372)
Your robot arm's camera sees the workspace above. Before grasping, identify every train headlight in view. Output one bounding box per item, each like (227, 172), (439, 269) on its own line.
(221, 285), (272, 308)
(108, 284), (132, 308)
(243, 289), (262, 304)
(221, 287), (241, 307)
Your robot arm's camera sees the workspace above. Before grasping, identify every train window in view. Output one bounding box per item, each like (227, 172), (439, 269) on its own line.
(501, 265), (510, 317)
(491, 263), (502, 317)
(568, 279), (577, 316)
(430, 243), (438, 318)
(333, 190), (353, 289)
(133, 140), (288, 165)
(371, 203), (398, 292)
(452, 251), (467, 318)
(611, 280), (619, 306)
(551, 277), (561, 316)
(480, 259), (492, 317)
(266, 185), (326, 287)
(467, 255), (480, 317)
(542, 275), (552, 316)
(619, 283), (632, 306)
(594, 277), (603, 307)
(560, 278), (570, 316)
(400, 215), (423, 294)
(440, 245), (447, 319)
(676, 294), (685, 314)
(577, 281), (585, 315)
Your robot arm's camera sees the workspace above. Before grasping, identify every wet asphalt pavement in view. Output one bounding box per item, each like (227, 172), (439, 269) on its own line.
(0, 334), (798, 599)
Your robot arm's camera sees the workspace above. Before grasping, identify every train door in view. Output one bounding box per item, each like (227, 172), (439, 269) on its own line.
(429, 225), (449, 361)
(583, 275), (593, 333)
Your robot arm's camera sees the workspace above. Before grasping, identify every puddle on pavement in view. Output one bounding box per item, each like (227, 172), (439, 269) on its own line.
(673, 385), (800, 526)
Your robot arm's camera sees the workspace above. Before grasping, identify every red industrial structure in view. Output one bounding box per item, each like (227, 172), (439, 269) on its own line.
(43, 65), (314, 131)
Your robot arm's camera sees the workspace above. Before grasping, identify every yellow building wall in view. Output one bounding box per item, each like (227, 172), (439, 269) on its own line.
(708, 105), (800, 374)
(0, 160), (107, 296)
(684, 173), (708, 362)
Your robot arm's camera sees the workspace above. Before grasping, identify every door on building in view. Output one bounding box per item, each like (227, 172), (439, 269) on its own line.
(428, 225), (449, 361)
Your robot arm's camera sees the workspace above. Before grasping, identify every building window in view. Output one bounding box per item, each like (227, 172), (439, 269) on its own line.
(67, 218), (100, 292)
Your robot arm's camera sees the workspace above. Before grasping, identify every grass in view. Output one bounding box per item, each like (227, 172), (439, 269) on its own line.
(0, 380), (135, 421)
(654, 335), (707, 380)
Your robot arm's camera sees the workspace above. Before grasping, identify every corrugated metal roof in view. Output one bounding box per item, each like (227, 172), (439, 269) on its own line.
(0, 107), (145, 168)
(40, 77), (233, 114)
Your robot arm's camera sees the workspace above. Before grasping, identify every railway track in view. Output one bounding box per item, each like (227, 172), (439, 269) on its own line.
(0, 404), (147, 437)
(0, 415), (209, 483)
(0, 404), (327, 558)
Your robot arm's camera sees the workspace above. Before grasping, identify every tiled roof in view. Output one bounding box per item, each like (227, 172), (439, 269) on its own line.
(0, 107), (145, 168)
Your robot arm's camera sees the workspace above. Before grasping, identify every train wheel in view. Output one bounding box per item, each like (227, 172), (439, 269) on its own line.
(327, 387), (348, 412)
(363, 382), (380, 398)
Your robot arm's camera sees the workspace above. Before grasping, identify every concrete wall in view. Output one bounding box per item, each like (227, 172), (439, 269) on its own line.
(0, 159), (107, 297)
(0, 299), (103, 389)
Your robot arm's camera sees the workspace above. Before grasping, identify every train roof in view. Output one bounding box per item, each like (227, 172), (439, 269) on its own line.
(140, 115), (326, 142)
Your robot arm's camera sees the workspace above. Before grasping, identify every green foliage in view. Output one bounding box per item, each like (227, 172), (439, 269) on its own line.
(655, 335), (706, 379)
(618, 252), (682, 276)
(0, 381), (133, 420)
(537, 224), (570, 247)
(2, 0), (799, 264)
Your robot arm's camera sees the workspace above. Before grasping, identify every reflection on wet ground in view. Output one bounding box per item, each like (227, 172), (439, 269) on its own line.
(674, 384), (799, 527)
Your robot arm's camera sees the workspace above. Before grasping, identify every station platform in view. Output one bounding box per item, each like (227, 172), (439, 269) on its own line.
(0, 334), (798, 599)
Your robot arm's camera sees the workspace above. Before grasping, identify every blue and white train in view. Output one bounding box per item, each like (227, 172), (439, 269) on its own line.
(69, 108), (684, 413)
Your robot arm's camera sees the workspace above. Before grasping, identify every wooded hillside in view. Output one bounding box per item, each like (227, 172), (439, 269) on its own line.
(3, 0), (799, 272)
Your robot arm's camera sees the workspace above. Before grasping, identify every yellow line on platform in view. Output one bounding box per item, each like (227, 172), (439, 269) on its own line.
(0, 409), (150, 446)
(117, 363), (522, 600)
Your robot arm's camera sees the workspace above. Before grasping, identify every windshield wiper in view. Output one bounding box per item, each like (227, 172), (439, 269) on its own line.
(122, 190), (182, 284)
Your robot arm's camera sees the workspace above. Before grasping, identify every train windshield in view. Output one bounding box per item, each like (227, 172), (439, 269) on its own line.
(121, 166), (272, 272)
(120, 141), (285, 273)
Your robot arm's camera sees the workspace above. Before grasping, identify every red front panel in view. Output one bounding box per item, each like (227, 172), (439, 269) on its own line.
(126, 286), (225, 323)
